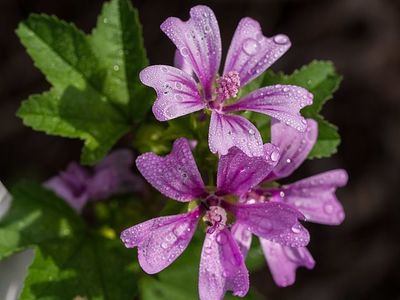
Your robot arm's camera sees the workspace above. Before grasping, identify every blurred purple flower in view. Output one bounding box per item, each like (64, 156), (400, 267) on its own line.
(121, 138), (309, 300)
(140, 5), (313, 157)
(233, 119), (348, 287)
(45, 150), (144, 213)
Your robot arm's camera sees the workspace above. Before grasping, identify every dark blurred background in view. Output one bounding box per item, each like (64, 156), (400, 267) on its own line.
(1, 0), (399, 299)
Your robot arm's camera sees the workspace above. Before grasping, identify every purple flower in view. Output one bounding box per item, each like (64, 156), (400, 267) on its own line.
(120, 138), (310, 300)
(45, 150), (144, 212)
(139, 6), (313, 157)
(233, 119), (348, 287)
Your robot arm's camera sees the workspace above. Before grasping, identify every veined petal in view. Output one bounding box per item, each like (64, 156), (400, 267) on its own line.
(161, 5), (221, 98)
(174, 49), (194, 76)
(231, 223), (252, 257)
(209, 112), (264, 157)
(224, 17), (291, 87)
(271, 169), (348, 225)
(136, 138), (206, 202)
(216, 143), (279, 196)
(224, 85), (313, 132)
(199, 228), (249, 300)
(232, 202), (310, 247)
(120, 208), (200, 274)
(140, 65), (205, 121)
(260, 239), (315, 287)
(267, 119), (318, 181)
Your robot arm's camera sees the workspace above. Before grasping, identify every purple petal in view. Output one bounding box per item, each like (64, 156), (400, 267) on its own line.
(216, 144), (280, 196)
(272, 169), (348, 225)
(231, 223), (252, 257)
(208, 112), (264, 157)
(231, 202), (310, 247)
(88, 149), (144, 199)
(136, 138), (206, 202)
(44, 162), (90, 212)
(161, 5), (221, 99)
(174, 49), (193, 76)
(140, 65), (205, 121)
(94, 149), (133, 171)
(199, 228), (249, 300)
(224, 85), (313, 132)
(224, 17), (291, 87)
(267, 119), (318, 181)
(260, 239), (315, 287)
(120, 208), (200, 274)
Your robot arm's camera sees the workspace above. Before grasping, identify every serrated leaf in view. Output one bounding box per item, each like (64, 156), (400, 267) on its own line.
(308, 117), (340, 159)
(259, 60), (342, 158)
(0, 182), (138, 300)
(17, 89), (130, 164)
(90, 0), (151, 120)
(16, 0), (150, 164)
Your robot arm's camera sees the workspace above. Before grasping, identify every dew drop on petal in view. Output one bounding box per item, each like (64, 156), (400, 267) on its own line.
(258, 219), (272, 234)
(216, 232), (227, 245)
(291, 224), (301, 234)
(249, 129), (255, 135)
(286, 158), (292, 164)
(242, 38), (260, 56)
(270, 151), (280, 162)
(323, 202), (334, 214)
(180, 47), (189, 57)
(273, 34), (289, 45)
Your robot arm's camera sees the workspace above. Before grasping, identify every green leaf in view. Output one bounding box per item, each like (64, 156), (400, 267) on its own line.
(16, 0), (150, 164)
(0, 182), (138, 300)
(260, 60), (342, 158)
(17, 89), (130, 164)
(90, 0), (151, 120)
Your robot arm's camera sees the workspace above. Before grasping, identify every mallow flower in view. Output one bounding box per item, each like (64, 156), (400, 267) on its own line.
(45, 149), (144, 212)
(232, 119), (348, 287)
(140, 5), (313, 157)
(120, 138), (310, 300)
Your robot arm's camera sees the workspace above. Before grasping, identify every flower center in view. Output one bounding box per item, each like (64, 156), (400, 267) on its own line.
(204, 205), (227, 234)
(215, 71), (240, 102)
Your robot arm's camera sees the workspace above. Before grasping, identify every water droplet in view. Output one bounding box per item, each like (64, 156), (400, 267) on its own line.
(216, 232), (227, 244)
(337, 210), (345, 221)
(161, 66), (168, 73)
(113, 65), (120, 71)
(249, 129), (255, 135)
(174, 94), (183, 101)
(286, 158), (292, 164)
(291, 224), (301, 234)
(175, 82), (183, 90)
(204, 25), (211, 33)
(279, 191), (285, 198)
(165, 106), (177, 118)
(270, 151), (280, 162)
(242, 38), (260, 56)
(283, 87), (289, 92)
(161, 242), (169, 249)
(323, 202), (334, 214)
(258, 219), (272, 233)
(180, 47), (189, 57)
(273, 34), (289, 45)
